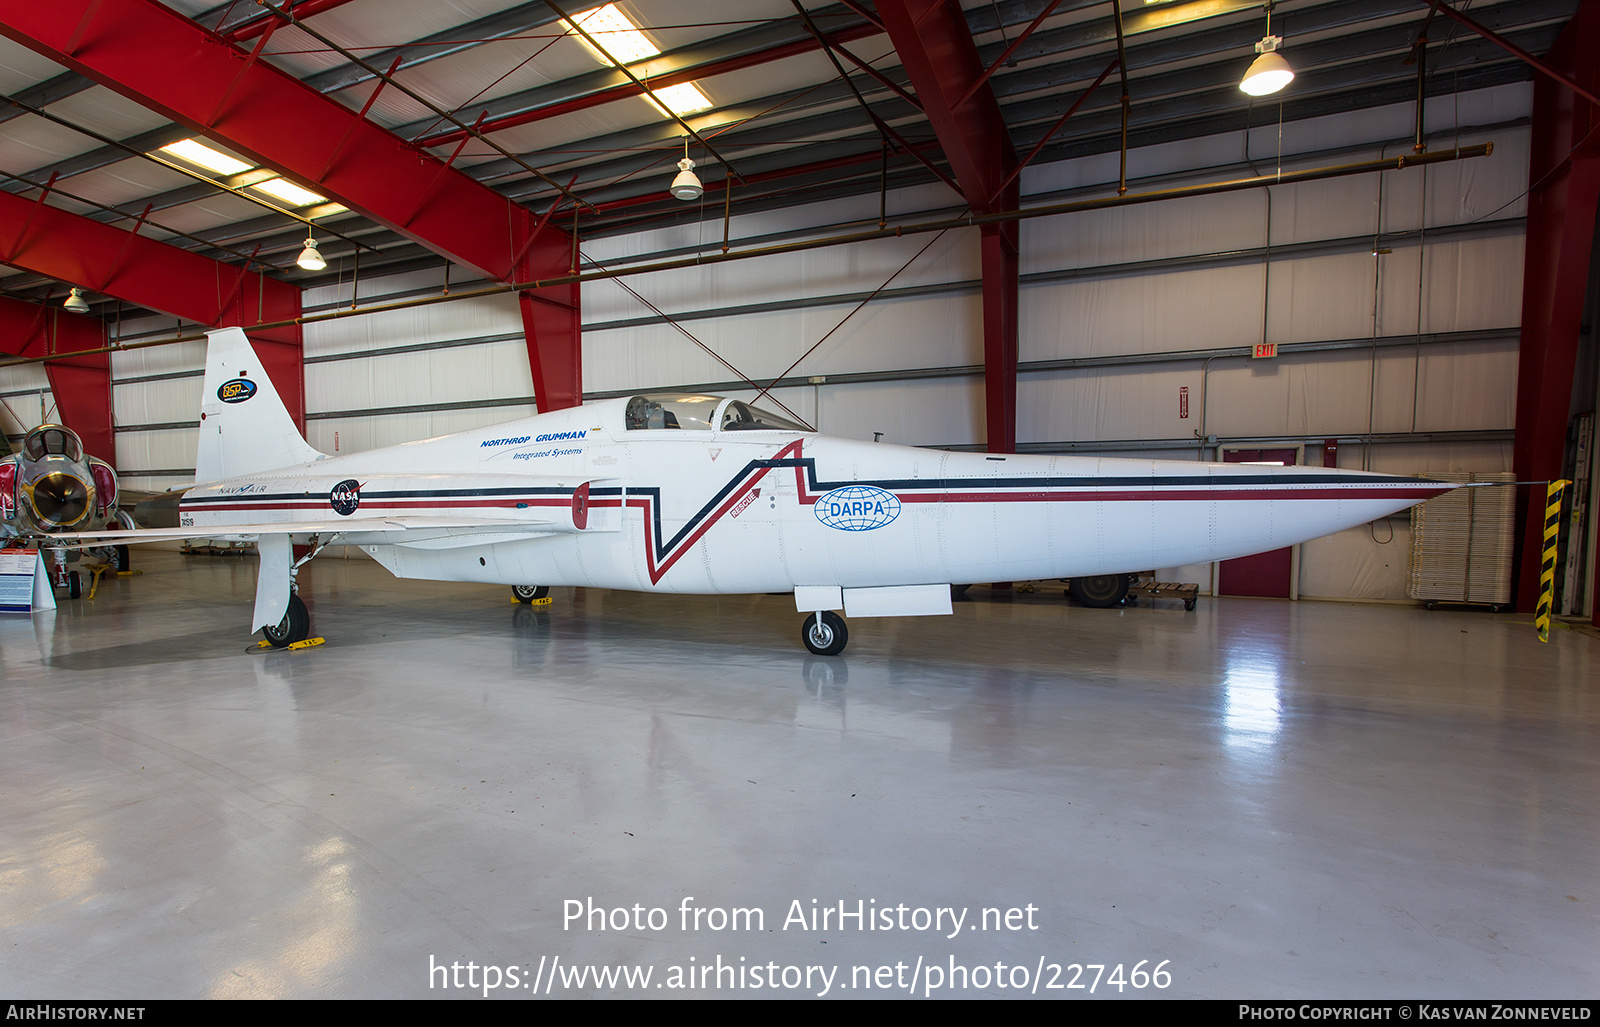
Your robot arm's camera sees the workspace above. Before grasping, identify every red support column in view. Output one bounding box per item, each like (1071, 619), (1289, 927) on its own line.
(1511, 0), (1600, 620)
(876, 0), (1020, 453)
(514, 220), (583, 412)
(0, 297), (112, 465)
(981, 203), (1020, 454)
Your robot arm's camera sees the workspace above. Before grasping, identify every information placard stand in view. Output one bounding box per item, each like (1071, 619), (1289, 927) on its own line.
(0, 549), (57, 613)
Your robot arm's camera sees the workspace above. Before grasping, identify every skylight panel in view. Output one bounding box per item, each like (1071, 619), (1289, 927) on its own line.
(568, 4), (659, 65)
(158, 139), (251, 176)
(649, 82), (714, 116)
(252, 178), (326, 207)
(564, 5), (714, 118)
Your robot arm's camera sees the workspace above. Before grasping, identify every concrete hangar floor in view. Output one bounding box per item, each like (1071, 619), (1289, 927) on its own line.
(0, 549), (1595, 1000)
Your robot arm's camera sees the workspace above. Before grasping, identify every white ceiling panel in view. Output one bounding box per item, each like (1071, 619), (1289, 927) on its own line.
(0, 114), (102, 173)
(0, 35), (70, 93)
(47, 159), (193, 210)
(43, 86), (174, 149)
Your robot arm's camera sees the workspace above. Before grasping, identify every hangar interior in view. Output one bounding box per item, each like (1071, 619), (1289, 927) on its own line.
(0, 0), (1597, 1000)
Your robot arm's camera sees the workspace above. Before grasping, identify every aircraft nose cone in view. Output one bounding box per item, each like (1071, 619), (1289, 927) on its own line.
(29, 471), (92, 528)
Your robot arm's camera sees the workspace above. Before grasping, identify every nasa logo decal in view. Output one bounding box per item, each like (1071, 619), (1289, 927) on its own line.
(815, 485), (901, 531)
(330, 479), (362, 516)
(218, 378), (257, 404)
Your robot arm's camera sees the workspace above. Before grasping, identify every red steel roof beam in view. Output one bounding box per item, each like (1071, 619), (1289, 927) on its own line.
(0, 187), (306, 430)
(0, 0), (580, 411)
(876, 0), (1020, 453)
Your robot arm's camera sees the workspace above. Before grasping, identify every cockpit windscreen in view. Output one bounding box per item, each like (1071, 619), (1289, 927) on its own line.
(625, 395), (811, 433)
(22, 426), (83, 462)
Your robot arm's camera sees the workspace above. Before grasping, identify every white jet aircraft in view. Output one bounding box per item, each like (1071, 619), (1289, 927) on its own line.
(75, 327), (1454, 654)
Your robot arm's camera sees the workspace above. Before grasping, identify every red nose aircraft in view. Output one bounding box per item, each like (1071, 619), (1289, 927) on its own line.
(1, 423), (132, 596)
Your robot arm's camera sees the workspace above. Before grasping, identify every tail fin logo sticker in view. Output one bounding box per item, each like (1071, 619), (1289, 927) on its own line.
(218, 378), (257, 404)
(330, 479), (362, 516)
(815, 485), (900, 531)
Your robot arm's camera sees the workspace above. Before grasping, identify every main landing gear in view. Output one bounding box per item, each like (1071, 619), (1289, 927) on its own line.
(258, 535), (329, 648)
(512, 585), (550, 603)
(801, 610), (848, 656)
(1067, 574), (1131, 608)
(263, 594), (310, 648)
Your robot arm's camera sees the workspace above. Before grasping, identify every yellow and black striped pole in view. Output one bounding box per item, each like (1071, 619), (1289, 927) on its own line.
(1537, 479), (1570, 643)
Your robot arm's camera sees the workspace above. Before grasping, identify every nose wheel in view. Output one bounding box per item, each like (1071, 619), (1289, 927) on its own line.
(801, 610), (848, 656)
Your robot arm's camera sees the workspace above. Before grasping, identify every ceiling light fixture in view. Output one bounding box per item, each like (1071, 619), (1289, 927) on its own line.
(670, 137), (703, 201)
(297, 237), (327, 271)
(254, 178), (326, 207)
(1240, 5), (1294, 97)
(158, 139), (252, 176)
(63, 287), (90, 314)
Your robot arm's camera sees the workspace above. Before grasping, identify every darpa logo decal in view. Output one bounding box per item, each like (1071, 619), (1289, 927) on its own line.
(218, 378), (257, 404)
(330, 479), (362, 516)
(815, 485), (900, 531)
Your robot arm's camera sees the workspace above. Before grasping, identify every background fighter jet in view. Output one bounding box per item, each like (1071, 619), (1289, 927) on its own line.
(71, 328), (1456, 653)
(1, 423), (133, 596)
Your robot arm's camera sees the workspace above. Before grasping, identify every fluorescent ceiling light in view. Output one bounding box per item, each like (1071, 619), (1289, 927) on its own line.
(159, 139), (252, 176)
(566, 4), (713, 116)
(253, 178), (327, 207)
(649, 82), (714, 116)
(568, 4), (659, 65)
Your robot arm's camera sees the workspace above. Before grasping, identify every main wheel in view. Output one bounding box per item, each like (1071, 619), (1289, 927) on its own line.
(263, 594), (310, 648)
(67, 570), (81, 599)
(512, 585), (549, 603)
(1069, 574), (1129, 608)
(801, 610), (849, 656)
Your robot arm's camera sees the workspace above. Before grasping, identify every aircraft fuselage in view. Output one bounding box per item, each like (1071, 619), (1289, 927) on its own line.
(173, 397), (1446, 596)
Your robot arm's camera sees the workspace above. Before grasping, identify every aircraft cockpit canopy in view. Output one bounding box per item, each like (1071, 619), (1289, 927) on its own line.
(22, 425), (83, 463)
(625, 395), (810, 434)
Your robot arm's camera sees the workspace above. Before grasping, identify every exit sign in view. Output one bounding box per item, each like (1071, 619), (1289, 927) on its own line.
(1253, 342), (1278, 359)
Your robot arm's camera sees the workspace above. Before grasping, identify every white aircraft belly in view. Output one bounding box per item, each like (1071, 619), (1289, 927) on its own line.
(359, 448), (1438, 595)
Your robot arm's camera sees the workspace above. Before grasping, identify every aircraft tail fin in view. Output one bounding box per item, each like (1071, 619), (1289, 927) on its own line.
(195, 327), (323, 483)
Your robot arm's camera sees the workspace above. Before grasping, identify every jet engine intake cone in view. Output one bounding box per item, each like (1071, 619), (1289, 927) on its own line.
(29, 472), (92, 529)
